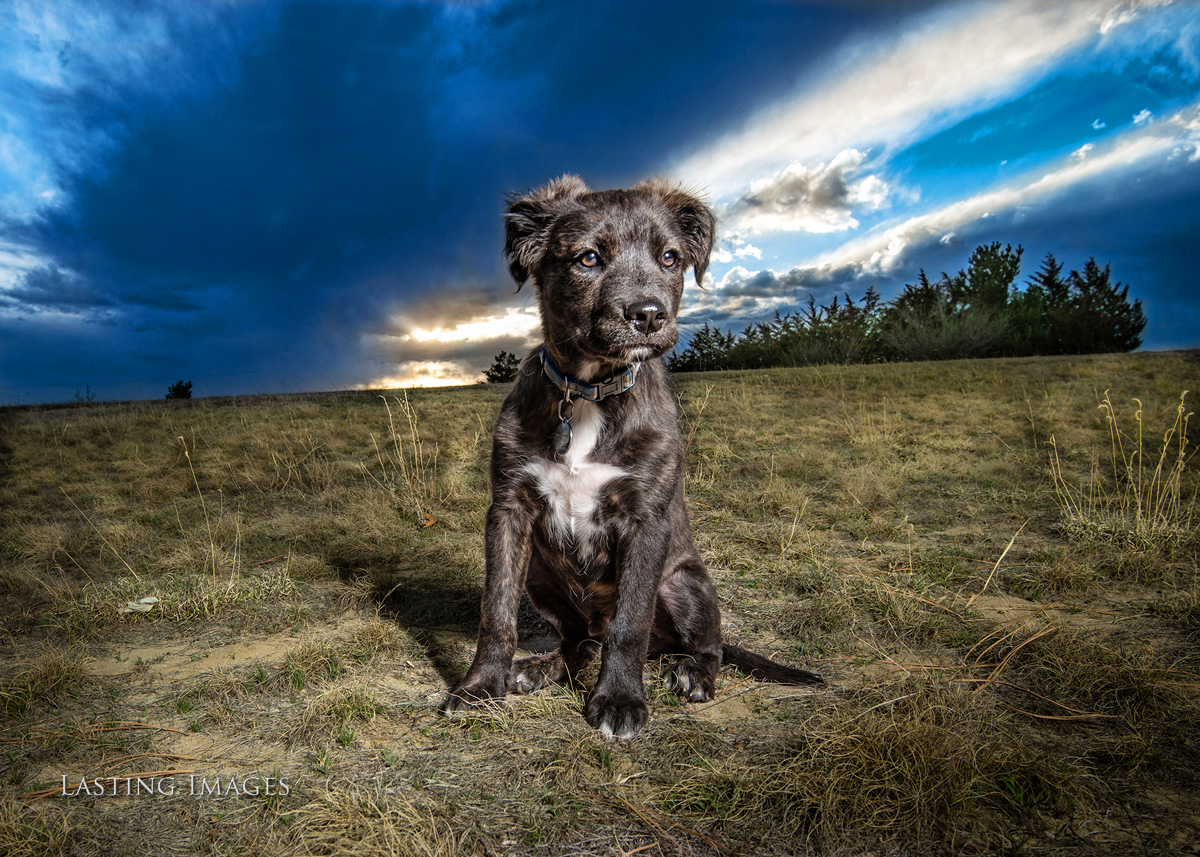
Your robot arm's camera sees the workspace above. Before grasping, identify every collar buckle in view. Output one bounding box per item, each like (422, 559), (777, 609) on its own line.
(539, 347), (640, 403)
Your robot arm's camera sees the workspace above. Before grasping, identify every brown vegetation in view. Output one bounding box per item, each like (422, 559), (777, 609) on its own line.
(1, 351), (1197, 855)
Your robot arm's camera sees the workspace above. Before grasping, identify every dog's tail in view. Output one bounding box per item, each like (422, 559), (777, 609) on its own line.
(721, 644), (823, 686)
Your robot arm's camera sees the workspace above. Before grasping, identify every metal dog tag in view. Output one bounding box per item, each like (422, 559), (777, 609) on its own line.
(553, 420), (573, 456)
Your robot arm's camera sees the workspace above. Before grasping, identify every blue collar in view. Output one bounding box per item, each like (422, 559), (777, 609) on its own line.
(540, 346), (640, 402)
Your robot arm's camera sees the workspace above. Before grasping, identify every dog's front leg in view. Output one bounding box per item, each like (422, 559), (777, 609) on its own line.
(585, 527), (670, 740)
(443, 502), (532, 713)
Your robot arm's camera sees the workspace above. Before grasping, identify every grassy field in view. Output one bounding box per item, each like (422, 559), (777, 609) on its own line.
(1, 350), (1197, 856)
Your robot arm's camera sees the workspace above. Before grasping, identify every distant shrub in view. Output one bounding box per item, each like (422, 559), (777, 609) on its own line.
(166, 380), (193, 400)
(878, 270), (1009, 361)
(786, 289), (881, 366)
(667, 324), (738, 372)
(669, 242), (1147, 371)
(669, 290), (883, 372)
(483, 351), (521, 384)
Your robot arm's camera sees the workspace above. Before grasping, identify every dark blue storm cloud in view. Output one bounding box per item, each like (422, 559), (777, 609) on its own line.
(1, 0), (1197, 403)
(4, 0), (910, 400)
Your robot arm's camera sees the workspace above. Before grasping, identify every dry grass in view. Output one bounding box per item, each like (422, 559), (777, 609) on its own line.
(0, 650), (86, 719)
(1150, 581), (1200, 636)
(1050, 389), (1195, 552)
(657, 683), (1079, 851)
(1, 352), (1198, 855)
(365, 393), (444, 526)
(282, 784), (469, 856)
(286, 683), (387, 749)
(0, 800), (74, 857)
(283, 639), (345, 691)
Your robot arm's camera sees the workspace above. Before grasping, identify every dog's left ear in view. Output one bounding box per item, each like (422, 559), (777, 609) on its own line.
(657, 186), (716, 287)
(504, 175), (590, 288)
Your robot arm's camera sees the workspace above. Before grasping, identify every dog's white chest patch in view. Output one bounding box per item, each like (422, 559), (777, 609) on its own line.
(523, 401), (625, 557)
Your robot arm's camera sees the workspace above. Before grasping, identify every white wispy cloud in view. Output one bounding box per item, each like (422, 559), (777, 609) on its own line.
(0, 239), (59, 316)
(813, 127), (1179, 278)
(711, 232), (764, 263)
(685, 98), (1200, 323)
(672, 0), (1132, 196)
(0, 240), (43, 281)
(1176, 103), (1200, 161)
(722, 149), (897, 234)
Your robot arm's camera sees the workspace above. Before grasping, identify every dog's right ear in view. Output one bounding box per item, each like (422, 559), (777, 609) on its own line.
(504, 175), (589, 288)
(663, 189), (716, 288)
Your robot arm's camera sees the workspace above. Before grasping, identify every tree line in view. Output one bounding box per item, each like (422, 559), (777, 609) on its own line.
(666, 243), (1147, 373)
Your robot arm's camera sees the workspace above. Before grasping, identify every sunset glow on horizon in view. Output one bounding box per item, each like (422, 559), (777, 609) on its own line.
(393, 306), (541, 346)
(357, 361), (484, 391)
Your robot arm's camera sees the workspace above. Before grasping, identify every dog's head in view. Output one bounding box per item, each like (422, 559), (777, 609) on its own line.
(504, 175), (715, 378)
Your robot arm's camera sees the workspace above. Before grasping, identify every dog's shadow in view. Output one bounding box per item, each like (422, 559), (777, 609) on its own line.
(333, 557), (555, 688)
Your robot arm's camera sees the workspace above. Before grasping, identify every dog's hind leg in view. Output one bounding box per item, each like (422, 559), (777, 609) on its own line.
(509, 652), (567, 694)
(509, 635), (600, 694)
(662, 655), (718, 702)
(651, 557), (723, 703)
(514, 555), (602, 694)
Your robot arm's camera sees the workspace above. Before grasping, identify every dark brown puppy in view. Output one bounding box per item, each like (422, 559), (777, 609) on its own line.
(443, 175), (821, 739)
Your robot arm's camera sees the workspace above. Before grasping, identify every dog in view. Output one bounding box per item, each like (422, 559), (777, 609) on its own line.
(443, 175), (822, 739)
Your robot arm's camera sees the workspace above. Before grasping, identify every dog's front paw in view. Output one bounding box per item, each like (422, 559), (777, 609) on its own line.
(585, 686), (648, 740)
(664, 656), (716, 703)
(442, 673), (507, 715)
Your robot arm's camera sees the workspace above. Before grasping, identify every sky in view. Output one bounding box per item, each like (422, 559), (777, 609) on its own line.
(1, 0), (1199, 403)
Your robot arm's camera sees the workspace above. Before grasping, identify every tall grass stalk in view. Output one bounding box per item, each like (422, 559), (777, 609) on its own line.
(1049, 390), (1194, 550)
(59, 487), (141, 583)
(678, 382), (714, 453)
(367, 393), (441, 524)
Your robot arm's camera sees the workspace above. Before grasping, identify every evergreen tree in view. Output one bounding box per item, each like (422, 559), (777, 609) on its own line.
(1006, 253), (1063, 355)
(1050, 259), (1146, 353)
(666, 243), (1146, 372)
(483, 351), (522, 383)
(1028, 252), (1068, 305)
(964, 242), (1023, 310)
(667, 323), (737, 372)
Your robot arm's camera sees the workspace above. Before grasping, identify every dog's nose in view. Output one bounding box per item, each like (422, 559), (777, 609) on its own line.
(625, 300), (667, 335)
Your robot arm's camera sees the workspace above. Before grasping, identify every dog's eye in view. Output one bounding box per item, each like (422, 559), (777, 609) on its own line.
(578, 251), (599, 269)
(661, 250), (677, 268)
